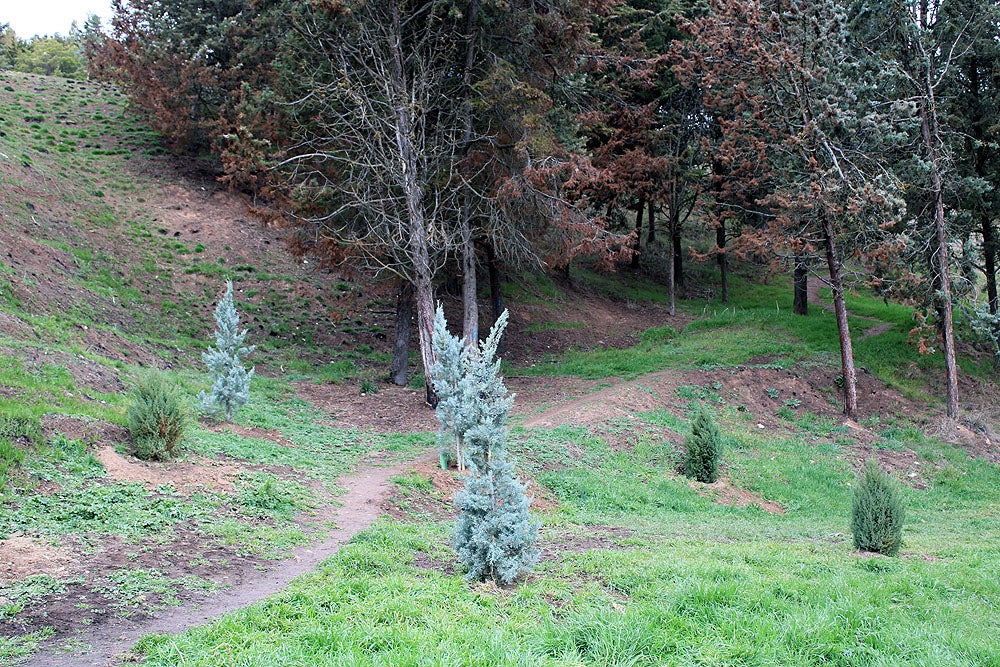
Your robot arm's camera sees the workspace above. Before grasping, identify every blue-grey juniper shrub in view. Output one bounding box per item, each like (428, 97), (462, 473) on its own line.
(430, 305), (539, 585)
(199, 280), (255, 421)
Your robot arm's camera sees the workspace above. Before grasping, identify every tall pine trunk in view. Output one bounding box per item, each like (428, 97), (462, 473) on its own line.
(823, 214), (858, 419)
(919, 83), (959, 419)
(631, 199), (644, 270)
(486, 242), (504, 355)
(459, 0), (480, 351)
(390, 280), (414, 386)
(717, 219), (728, 303)
(389, 3), (436, 406)
(647, 200), (656, 243)
(793, 256), (809, 315)
(667, 222), (677, 316)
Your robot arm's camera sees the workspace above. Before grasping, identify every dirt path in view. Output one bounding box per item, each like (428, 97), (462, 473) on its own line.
(804, 275), (894, 339)
(22, 449), (438, 667)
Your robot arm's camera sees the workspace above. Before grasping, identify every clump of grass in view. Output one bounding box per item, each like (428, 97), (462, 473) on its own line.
(127, 372), (187, 461)
(684, 408), (723, 483)
(237, 472), (307, 519)
(851, 459), (905, 556)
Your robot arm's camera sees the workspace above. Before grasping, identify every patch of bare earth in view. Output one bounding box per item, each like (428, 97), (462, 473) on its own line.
(383, 454), (558, 525)
(40, 414), (128, 446)
(0, 535), (79, 584)
(689, 478), (785, 514)
(95, 446), (240, 493)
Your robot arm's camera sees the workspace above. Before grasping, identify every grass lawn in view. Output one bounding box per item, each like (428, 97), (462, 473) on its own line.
(134, 404), (1000, 666)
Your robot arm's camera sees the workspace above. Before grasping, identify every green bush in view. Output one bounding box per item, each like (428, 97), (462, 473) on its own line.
(851, 459), (905, 556)
(127, 372), (187, 461)
(683, 408), (723, 483)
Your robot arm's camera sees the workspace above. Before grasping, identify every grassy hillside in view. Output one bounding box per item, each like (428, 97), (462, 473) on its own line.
(1, 71), (998, 666)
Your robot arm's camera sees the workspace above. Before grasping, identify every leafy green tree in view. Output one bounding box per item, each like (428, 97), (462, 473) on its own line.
(199, 280), (254, 422)
(15, 37), (86, 79)
(850, 0), (1000, 417)
(676, 0), (903, 419)
(0, 24), (25, 70)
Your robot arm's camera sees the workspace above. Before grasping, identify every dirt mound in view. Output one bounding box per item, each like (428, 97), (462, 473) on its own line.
(691, 477), (785, 514)
(383, 453), (558, 523)
(296, 381), (438, 433)
(41, 414), (128, 446)
(95, 446), (239, 493)
(0, 535), (79, 584)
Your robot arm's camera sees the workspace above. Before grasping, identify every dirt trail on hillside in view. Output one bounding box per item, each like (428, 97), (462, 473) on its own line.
(22, 449), (438, 667)
(805, 276), (895, 339)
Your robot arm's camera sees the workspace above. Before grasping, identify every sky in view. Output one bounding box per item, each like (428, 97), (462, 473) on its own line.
(3, 1), (113, 39)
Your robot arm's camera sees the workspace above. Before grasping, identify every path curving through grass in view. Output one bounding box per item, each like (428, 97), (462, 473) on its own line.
(20, 448), (437, 667)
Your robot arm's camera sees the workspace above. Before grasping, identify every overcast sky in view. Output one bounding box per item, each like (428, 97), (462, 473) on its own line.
(4, 1), (113, 38)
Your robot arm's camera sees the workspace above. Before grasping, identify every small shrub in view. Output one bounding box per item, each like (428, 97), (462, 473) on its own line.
(851, 459), (905, 556)
(127, 372), (186, 461)
(683, 408), (723, 483)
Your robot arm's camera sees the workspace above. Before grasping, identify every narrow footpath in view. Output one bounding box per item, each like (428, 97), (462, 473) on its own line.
(23, 449), (437, 667)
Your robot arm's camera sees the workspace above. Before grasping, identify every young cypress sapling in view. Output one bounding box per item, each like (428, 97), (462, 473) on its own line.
(430, 305), (538, 585)
(199, 280), (255, 421)
(851, 459), (905, 556)
(684, 407), (723, 483)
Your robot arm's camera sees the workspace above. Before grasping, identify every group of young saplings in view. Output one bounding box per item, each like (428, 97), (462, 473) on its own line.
(685, 408), (905, 557)
(121, 285), (905, 592)
(125, 280), (253, 461)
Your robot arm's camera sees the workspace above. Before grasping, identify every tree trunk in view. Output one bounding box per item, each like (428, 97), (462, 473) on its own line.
(919, 86), (959, 419)
(486, 242), (504, 355)
(716, 219), (728, 305)
(389, 3), (436, 406)
(666, 224), (676, 317)
(631, 199), (644, 270)
(793, 256), (808, 315)
(823, 215), (858, 420)
(647, 199), (656, 243)
(459, 0), (480, 351)
(672, 219), (683, 288)
(460, 219), (478, 349)
(390, 280), (414, 386)
(984, 217), (998, 314)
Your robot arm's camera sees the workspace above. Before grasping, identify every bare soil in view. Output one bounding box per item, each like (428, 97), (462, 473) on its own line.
(382, 454), (558, 526)
(0, 535), (79, 584)
(95, 446), (240, 493)
(690, 478), (786, 514)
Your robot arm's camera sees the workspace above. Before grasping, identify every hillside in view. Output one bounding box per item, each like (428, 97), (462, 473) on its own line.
(1, 71), (999, 666)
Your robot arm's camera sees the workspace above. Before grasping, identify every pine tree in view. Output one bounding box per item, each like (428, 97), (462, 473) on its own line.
(199, 280), (255, 421)
(430, 305), (538, 585)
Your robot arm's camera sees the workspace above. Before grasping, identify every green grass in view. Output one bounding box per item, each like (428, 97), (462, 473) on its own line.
(134, 407), (1000, 666)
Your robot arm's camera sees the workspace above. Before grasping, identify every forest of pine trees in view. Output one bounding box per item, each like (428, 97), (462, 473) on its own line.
(76, 0), (1000, 417)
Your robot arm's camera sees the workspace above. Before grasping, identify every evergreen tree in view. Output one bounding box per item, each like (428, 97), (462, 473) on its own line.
(430, 305), (538, 585)
(199, 280), (254, 421)
(851, 459), (905, 556)
(683, 407), (723, 483)
(431, 305), (513, 470)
